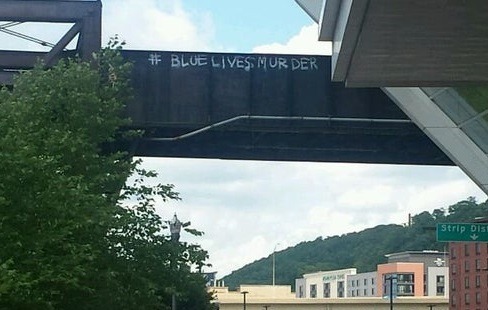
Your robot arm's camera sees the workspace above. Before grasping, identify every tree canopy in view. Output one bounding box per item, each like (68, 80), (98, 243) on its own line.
(0, 42), (212, 309)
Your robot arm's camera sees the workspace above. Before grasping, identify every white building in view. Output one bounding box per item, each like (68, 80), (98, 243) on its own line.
(295, 268), (356, 299)
(427, 266), (448, 297)
(346, 271), (377, 297)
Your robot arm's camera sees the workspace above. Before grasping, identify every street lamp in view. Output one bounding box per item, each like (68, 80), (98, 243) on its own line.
(169, 213), (182, 310)
(272, 243), (280, 286)
(385, 274), (397, 310)
(210, 300), (220, 310)
(170, 213), (182, 242)
(241, 291), (249, 310)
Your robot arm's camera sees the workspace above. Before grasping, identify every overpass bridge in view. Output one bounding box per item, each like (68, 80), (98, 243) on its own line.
(2, 0), (488, 193)
(0, 0), (451, 166)
(123, 50), (450, 165)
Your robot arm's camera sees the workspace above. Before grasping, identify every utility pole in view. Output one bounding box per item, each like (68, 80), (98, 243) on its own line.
(272, 243), (280, 286)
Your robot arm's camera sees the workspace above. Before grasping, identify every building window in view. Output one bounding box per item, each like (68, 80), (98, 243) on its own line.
(423, 274), (427, 296)
(364, 289), (367, 296)
(364, 278), (367, 286)
(451, 279), (456, 291)
(371, 288), (375, 296)
(451, 295), (456, 306)
(465, 260), (470, 272)
(476, 292), (481, 304)
(396, 273), (414, 297)
(310, 284), (317, 298)
(465, 276), (470, 289)
(476, 259), (481, 270)
(476, 275), (481, 287)
(451, 263), (457, 274)
(337, 281), (344, 298)
(351, 280), (354, 287)
(397, 284), (414, 296)
(397, 273), (413, 282)
(476, 242), (481, 254)
(371, 278), (375, 285)
(351, 290), (355, 297)
(436, 285), (444, 295)
(451, 247), (457, 259)
(465, 293), (470, 305)
(299, 285), (304, 298)
(465, 244), (470, 256)
(436, 275), (445, 296)
(323, 283), (330, 298)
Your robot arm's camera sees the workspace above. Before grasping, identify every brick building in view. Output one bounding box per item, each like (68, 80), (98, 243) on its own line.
(449, 242), (488, 308)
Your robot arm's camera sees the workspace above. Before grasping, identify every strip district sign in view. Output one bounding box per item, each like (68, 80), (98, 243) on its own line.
(436, 223), (488, 242)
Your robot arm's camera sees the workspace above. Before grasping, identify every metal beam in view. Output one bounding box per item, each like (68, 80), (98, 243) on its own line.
(0, 71), (14, 84)
(0, 1), (102, 23)
(78, 9), (102, 60)
(0, 0), (101, 83)
(383, 87), (488, 195)
(44, 22), (82, 66)
(0, 51), (46, 69)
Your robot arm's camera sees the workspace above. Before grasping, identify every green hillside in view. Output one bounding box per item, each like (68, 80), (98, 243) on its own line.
(222, 197), (487, 290)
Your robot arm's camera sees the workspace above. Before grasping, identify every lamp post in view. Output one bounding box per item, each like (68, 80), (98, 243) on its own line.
(210, 300), (220, 310)
(272, 243), (280, 286)
(241, 291), (249, 310)
(169, 214), (182, 310)
(385, 274), (397, 310)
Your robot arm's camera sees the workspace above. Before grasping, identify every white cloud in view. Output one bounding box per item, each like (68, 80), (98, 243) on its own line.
(142, 157), (486, 277)
(252, 24), (331, 55)
(102, 0), (215, 51)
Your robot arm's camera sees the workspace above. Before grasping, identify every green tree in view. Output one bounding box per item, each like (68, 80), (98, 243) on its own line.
(0, 42), (212, 309)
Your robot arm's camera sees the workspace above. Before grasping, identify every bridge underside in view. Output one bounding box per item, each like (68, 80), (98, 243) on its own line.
(134, 122), (451, 165)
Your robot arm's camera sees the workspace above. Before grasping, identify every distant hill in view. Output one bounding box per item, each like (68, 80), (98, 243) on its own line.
(222, 197), (487, 290)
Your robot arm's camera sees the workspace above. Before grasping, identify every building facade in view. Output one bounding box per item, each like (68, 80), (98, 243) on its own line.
(346, 271), (377, 297)
(295, 268), (357, 299)
(377, 262), (425, 297)
(385, 250), (449, 297)
(296, 251), (448, 300)
(427, 266), (448, 297)
(449, 242), (488, 309)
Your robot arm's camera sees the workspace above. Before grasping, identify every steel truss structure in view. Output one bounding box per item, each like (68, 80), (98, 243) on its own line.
(0, 0), (101, 84)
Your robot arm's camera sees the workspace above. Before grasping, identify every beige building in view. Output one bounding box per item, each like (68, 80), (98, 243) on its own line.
(295, 268), (356, 298)
(209, 285), (448, 310)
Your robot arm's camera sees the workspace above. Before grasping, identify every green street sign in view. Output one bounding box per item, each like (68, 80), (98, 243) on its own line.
(436, 223), (488, 242)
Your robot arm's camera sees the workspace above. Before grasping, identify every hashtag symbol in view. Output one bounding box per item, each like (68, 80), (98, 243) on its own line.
(148, 53), (162, 65)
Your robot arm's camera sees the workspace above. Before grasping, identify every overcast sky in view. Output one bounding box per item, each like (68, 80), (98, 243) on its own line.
(3, 0), (486, 279)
